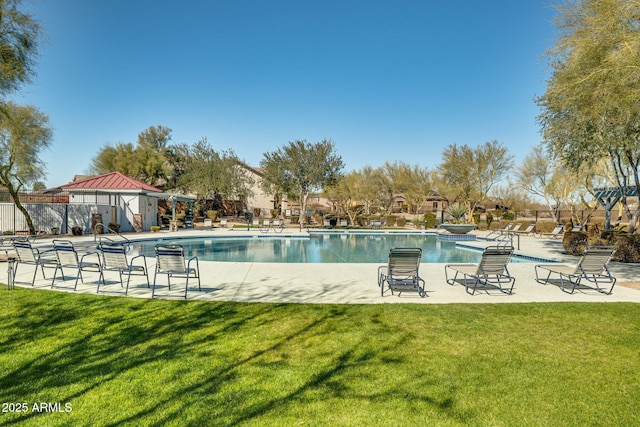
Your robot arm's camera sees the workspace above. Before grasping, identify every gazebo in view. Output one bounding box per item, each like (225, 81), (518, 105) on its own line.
(594, 186), (639, 229)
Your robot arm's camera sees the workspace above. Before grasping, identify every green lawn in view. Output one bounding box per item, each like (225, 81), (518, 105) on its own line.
(1, 288), (639, 426)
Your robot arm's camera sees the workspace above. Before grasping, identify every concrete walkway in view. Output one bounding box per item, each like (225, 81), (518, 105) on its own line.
(5, 228), (640, 304)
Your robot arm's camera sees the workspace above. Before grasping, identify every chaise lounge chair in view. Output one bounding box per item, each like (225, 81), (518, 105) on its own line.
(485, 223), (513, 240)
(514, 223), (536, 236)
(534, 246), (617, 294)
(445, 246), (515, 295)
(534, 224), (564, 239)
(378, 248), (426, 297)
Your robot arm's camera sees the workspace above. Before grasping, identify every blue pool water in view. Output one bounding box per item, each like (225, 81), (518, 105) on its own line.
(130, 233), (526, 264)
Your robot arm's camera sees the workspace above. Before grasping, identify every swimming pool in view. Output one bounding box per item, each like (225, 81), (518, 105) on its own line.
(130, 233), (527, 264)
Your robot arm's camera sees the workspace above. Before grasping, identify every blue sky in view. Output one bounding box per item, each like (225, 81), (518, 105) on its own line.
(15, 0), (557, 187)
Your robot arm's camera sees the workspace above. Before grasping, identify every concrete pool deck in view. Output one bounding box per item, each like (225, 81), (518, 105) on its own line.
(5, 227), (640, 304)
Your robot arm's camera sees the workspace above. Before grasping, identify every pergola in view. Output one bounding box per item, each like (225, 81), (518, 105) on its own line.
(594, 186), (639, 229)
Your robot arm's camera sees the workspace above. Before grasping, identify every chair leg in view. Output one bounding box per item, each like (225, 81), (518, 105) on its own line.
(152, 270), (158, 298)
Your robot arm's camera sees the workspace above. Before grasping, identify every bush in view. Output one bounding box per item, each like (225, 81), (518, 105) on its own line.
(206, 210), (218, 221)
(477, 222), (488, 231)
(150, 226), (161, 232)
(108, 223), (120, 233)
(502, 212), (515, 220)
(71, 226), (83, 236)
(423, 213), (437, 229)
(385, 215), (396, 227)
(563, 231), (588, 255)
(396, 217), (406, 227)
(486, 212), (494, 227)
(612, 234), (640, 263)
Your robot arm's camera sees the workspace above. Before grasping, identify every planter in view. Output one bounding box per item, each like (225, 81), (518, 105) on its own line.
(441, 223), (476, 234)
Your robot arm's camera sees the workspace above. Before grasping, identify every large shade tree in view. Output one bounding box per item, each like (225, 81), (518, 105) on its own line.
(261, 139), (344, 228)
(437, 140), (513, 221)
(89, 125), (173, 186)
(176, 138), (254, 213)
(0, 102), (53, 233)
(0, 0), (41, 105)
(536, 0), (640, 232)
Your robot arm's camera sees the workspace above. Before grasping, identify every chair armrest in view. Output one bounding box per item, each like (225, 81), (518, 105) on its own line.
(80, 251), (101, 265)
(187, 256), (199, 273)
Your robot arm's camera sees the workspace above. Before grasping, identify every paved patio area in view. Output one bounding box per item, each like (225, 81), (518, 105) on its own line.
(4, 228), (640, 304)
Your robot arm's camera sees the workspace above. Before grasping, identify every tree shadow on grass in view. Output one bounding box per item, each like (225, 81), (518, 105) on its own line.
(0, 292), (472, 426)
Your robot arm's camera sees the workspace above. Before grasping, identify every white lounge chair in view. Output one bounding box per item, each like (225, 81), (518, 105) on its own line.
(152, 244), (201, 299)
(534, 246), (617, 294)
(97, 243), (149, 295)
(535, 224), (564, 239)
(50, 240), (102, 290)
(11, 238), (57, 286)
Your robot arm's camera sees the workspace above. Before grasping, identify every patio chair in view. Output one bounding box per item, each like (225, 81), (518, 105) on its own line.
(97, 243), (149, 295)
(534, 246), (617, 294)
(445, 246), (515, 295)
(11, 238), (57, 286)
(219, 218), (227, 228)
(323, 218), (331, 228)
(485, 223), (513, 240)
(152, 244), (201, 299)
(252, 218), (260, 228)
(340, 219), (348, 228)
(50, 240), (102, 290)
(535, 224), (564, 239)
(378, 248), (426, 297)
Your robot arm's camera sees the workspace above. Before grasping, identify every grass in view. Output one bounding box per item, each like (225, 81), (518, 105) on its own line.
(1, 288), (639, 426)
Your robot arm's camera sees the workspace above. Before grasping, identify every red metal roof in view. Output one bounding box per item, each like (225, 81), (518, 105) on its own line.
(60, 171), (162, 192)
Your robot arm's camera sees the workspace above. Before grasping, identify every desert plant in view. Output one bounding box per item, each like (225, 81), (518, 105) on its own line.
(612, 234), (640, 263)
(563, 231), (588, 256)
(108, 223), (120, 233)
(150, 226), (160, 232)
(445, 203), (467, 223)
(71, 226), (83, 236)
(396, 217), (406, 227)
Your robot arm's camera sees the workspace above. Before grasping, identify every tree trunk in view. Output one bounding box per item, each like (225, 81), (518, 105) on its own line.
(13, 192), (36, 234)
(298, 192), (309, 229)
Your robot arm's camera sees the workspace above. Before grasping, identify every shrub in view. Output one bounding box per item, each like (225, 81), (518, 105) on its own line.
(396, 217), (406, 227)
(108, 223), (120, 233)
(563, 231), (588, 255)
(71, 226), (83, 236)
(423, 213), (437, 229)
(486, 212), (494, 227)
(502, 212), (515, 220)
(206, 210), (218, 221)
(270, 209), (278, 218)
(612, 234), (640, 263)
(150, 226), (160, 232)
(253, 208), (261, 218)
(477, 222), (488, 231)
(385, 215), (396, 227)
